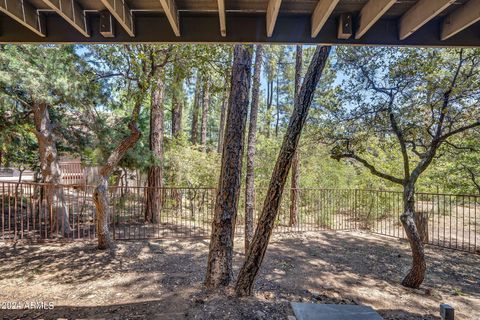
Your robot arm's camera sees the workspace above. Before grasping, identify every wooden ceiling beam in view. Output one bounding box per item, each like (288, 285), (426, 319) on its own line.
(217, 0), (226, 37)
(158, 0), (180, 36)
(0, 0), (45, 37)
(43, 0), (89, 37)
(311, 0), (340, 38)
(441, 0), (480, 40)
(266, 0), (282, 37)
(399, 0), (455, 40)
(99, 0), (134, 37)
(355, 0), (396, 39)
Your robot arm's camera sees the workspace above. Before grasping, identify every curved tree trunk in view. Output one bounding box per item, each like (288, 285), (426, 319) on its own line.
(235, 46), (331, 296)
(400, 183), (426, 288)
(289, 45), (303, 227)
(205, 45), (253, 289)
(94, 120), (141, 249)
(32, 102), (72, 236)
(245, 45), (263, 253)
(145, 76), (165, 223)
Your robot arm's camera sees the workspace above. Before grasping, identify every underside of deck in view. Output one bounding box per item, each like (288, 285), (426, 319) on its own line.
(1, 0), (480, 46)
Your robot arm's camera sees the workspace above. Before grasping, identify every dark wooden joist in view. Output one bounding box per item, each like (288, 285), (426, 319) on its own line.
(43, 0), (89, 37)
(0, 0), (45, 37)
(2, 13), (480, 47)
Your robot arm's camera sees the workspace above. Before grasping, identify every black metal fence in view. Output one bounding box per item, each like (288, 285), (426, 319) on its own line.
(0, 182), (478, 253)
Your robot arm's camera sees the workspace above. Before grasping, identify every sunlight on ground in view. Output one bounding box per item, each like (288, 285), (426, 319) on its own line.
(0, 231), (478, 319)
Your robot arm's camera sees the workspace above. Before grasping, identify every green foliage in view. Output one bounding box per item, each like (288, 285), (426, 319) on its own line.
(323, 47), (480, 195)
(0, 43), (479, 198)
(164, 142), (220, 188)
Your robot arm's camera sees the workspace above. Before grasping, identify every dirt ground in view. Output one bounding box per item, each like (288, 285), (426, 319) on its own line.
(0, 230), (478, 320)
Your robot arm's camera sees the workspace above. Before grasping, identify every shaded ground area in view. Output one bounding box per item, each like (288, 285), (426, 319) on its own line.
(0, 231), (478, 319)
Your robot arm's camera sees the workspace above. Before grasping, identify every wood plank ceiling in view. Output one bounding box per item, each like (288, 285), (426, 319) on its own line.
(0, 0), (479, 46)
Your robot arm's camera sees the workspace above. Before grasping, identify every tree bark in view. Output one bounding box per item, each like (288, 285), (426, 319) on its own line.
(191, 72), (201, 145)
(145, 75), (165, 223)
(245, 45), (263, 253)
(201, 77), (210, 152)
(235, 46), (331, 296)
(289, 45), (303, 227)
(94, 119), (141, 249)
(94, 79), (144, 249)
(217, 85), (229, 153)
(265, 79), (273, 138)
(32, 102), (72, 236)
(205, 44), (253, 289)
(171, 71), (183, 138)
(275, 70), (280, 137)
(400, 182), (427, 288)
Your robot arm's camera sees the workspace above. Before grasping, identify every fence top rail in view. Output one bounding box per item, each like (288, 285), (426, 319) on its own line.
(0, 181), (479, 198)
(0, 181), (217, 190)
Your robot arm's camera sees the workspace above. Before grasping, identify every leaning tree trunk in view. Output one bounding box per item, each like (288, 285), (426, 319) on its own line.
(245, 45), (263, 253)
(145, 76), (165, 223)
(235, 46), (331, 296)
(94, 84), (143, 250)
(191, 72), (202, 145)
(400, 182), (426, 288)
(289, 45), (303, 227)
(205, 44), (253, 289)
(201, 77), (210, 152)
(32, 102), (72, 236)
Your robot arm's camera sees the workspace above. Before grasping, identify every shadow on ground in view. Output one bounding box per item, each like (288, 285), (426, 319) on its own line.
(0, 229), (478, 319)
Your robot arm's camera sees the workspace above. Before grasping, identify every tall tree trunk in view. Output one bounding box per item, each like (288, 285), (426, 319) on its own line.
(145, 75), (165, 223)
(265, 80), (273, 138)
(218, 53), (233, 153)
(172, 71), (183, 138)
(217, 85), (229, 153)
(32, 102), (72, 236)
(201, 77), (210, 152)
(94, 90), (143, 249)
(400, 182), (426, 288)
(235, 46), (331, 296)
(191, 72), (201, 145)
(245, 45), (263, 253)
(289, 45), (303, 227)
(275, 70), (280, 137)
(205, 45), (253, 289)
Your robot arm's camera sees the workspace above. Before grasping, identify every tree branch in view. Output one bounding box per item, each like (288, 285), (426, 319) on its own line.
(332, 152), (403, 185)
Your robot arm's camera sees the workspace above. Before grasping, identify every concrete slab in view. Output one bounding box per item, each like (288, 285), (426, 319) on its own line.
(291, 303), (383, 320)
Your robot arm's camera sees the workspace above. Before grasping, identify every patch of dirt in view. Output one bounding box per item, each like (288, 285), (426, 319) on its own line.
(0, 231), (478, 319)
